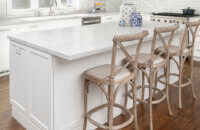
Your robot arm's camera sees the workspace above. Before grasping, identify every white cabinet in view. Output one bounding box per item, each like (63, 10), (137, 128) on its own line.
(101, 15), (119, 23)
(10, 41), (53, 130)
(46, 18), (81, 29)
(0, 25), (17, 72)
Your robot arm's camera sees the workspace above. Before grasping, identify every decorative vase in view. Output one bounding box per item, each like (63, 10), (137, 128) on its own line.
(132, 12), (142, 27)
(119, 3), (136, 26)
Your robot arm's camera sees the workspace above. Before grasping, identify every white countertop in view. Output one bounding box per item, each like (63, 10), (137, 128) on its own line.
(0, 12), (119, 26)
(8, 21), (182, 61)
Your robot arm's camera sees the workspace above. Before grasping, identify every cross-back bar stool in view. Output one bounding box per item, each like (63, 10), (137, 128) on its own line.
(124, 24), (180, 130)
(83, 31), (149, 130)
(156, 20), (200, 109)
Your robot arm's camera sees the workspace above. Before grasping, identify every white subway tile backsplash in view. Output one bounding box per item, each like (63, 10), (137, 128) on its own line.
(87, 0), (123, 12)
(129, 0), (200, 14)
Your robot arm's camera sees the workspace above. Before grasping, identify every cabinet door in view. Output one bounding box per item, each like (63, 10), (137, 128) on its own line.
(28, 49), (53, 130)
(46, 18), (81, 30)
(10, 41), (29, 112)
(0, 25), (16, 72)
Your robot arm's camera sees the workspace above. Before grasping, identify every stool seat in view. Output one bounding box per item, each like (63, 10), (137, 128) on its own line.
(84, 64), (133, 85)
(155, 45), (190, 56)
(125, 53), (166, 68)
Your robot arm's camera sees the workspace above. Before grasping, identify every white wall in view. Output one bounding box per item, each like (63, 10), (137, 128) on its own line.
(126, 0), (200, 14)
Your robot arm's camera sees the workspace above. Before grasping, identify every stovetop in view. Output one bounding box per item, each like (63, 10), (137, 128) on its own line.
(152, 12), (200, 18)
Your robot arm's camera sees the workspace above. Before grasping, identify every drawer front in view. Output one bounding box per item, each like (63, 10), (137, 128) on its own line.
(102, 15), (119, 23)
(46, 18), (81, 29)
(17, 22), (46, 32)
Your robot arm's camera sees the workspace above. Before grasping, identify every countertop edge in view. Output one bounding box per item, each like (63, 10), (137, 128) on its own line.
(8, 32), (180, 61)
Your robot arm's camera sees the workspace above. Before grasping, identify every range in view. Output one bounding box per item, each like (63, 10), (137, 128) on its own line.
(151, 12), (200, 24)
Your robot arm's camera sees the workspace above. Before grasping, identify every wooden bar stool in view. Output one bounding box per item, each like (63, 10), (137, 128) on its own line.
(156, 20), (200, 109)
(83, 31), (149, 130)
(124, 24), (179, 130)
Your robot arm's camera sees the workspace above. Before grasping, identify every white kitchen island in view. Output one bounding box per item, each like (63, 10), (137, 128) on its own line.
(8, 21), (182, 130)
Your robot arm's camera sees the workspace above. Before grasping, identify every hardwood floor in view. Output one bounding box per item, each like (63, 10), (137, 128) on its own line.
(0, 76), (25, 130)
(0, 61), (200, 130)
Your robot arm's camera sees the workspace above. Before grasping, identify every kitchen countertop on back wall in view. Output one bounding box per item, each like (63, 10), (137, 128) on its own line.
(0, 12), (119, 26)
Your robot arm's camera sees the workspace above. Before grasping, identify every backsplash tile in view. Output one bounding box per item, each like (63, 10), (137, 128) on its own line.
(129, 0), (200, 14)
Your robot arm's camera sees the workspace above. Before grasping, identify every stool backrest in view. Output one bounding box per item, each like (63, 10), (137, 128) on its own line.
(111, 31), (149, 84)
(151, 24), (180, 65)
(181, 20), (200, 54)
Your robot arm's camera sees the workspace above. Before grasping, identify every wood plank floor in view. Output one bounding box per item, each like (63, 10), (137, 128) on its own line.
(0, 61), (200, 130)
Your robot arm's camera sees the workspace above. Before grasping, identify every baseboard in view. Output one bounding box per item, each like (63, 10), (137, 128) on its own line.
(12, 106), (40, 130)
(0, 69), (9, 77)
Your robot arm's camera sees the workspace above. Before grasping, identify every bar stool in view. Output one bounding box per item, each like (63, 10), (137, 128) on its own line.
(124, 24), (179, 130)
(156, 20), (200, 109)
(83, 31), (149, 130)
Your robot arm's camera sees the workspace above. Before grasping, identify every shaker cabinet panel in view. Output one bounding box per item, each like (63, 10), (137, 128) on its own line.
(10, 42), (29, 112)
(29, 49), (53, 130)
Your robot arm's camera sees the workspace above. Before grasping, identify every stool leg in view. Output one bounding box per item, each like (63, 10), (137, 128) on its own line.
(124, 84), (128, 109)
(142, 71), (145, 100)
(153, 71), (158, 97)
(190, 57), (196, 99)
(149, 68), (154, 130)
(178, 57), (183, 109)
(108, 85), (114, 130)
(83, 80), (89, 130)
(165, 67), (173, 116)
(132, 81), (139, 130)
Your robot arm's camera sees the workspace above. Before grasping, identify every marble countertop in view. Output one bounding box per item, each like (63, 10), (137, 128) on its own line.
(0, 12), (118, 26)
(8, 21), (182, 61)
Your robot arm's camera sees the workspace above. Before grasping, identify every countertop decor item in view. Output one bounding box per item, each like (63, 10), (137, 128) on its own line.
(119, 20), (125, 26)
(120, 3), (136, 26)
(94, 0), (106, 12)
(132, 12), (142, 26)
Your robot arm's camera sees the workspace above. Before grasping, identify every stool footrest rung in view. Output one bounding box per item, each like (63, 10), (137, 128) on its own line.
(128, 85), (167, 105)
(157, 73), (191, 88)
(87, 103), (134, 130)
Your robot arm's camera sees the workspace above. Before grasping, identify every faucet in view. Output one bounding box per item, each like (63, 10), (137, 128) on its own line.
(50, 0), (57, 15)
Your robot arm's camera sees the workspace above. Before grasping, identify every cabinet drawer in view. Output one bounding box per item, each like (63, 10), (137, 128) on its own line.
(46, 18), (81, 29)
(17, 22), (46, 32)
(102, 15), (119, 23)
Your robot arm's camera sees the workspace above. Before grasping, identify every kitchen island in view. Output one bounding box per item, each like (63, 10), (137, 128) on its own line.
(8, 21), (182, 130)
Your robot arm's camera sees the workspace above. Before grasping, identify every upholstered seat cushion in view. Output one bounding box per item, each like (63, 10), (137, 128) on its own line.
(84, 64), (132, 84)
(128, 53), (165, 68)
(155, 45), (190, 56)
